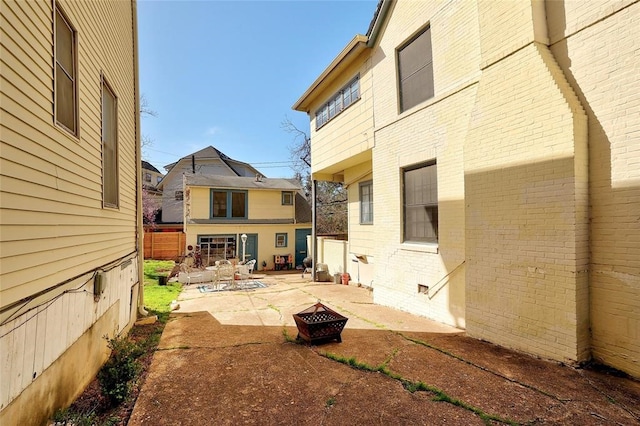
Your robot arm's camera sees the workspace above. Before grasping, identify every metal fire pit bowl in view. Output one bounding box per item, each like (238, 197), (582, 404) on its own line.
(293, 302), (348, 344)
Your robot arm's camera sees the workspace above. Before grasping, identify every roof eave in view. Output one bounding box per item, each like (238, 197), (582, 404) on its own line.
(292, 34), (369, 112)
(366, 0), (393, 47)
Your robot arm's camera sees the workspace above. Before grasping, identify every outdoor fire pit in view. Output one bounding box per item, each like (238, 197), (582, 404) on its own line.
(293, 302), (348, 343)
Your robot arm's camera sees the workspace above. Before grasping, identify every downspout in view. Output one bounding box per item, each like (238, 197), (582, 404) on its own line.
(132, 0), (148, 317)
(312, 179), (317, 281)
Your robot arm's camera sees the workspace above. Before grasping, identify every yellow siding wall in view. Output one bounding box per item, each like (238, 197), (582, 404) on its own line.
(185, 224), (308, 271)
(188, 187), (296, 220)
(0, 0), (140, 418)
(308, 51), (374, 177)
(548, 1), (640, 376)
(1, 0), (138, 307)
(369, 0), (478, 328)
(345, 162), (373, 256)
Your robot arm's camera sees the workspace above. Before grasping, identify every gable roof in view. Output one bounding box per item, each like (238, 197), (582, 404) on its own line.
(164, 146), (256, 174)
(141, 160), (160, 173)
(157, 146), (263, 190)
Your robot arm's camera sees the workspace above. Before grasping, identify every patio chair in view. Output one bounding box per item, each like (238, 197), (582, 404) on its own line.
(215, 262), (235, 289)
(237, 259), (256, 286)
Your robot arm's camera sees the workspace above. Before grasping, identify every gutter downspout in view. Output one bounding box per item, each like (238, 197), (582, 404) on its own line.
(312, 179), (317, 282)
(132, 0), (148, 317)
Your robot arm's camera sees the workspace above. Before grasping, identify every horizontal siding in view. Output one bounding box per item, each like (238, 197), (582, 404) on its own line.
(1, 0), (138, 307)
(309, 52), (375, 173)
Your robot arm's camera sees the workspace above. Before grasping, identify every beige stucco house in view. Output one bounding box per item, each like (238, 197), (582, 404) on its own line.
(294, 0), (639, 378)
(1, 0), (143, 424)
(184, 175), (312, 270)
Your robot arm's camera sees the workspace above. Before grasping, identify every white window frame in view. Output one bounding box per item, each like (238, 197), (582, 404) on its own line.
(275, 233), (288, 248)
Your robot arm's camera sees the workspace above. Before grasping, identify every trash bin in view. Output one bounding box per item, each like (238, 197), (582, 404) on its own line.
(158, 275), (168, 286)
(334, 273), (341, 284)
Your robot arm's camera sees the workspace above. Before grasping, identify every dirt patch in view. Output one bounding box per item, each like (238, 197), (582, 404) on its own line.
(124, 312), (640, 425)
(56, 320), (164, 425)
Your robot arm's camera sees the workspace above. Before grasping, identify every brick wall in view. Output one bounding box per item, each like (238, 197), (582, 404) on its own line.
(549, 1), (640, 376)
(464, 0), (589, 363)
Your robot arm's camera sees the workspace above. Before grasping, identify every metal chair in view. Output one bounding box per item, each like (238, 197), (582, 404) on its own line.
(215, 261), (235, 288)
(237, 259), (256, 286)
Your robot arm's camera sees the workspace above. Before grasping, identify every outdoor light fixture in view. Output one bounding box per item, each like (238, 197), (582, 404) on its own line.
(241, 233), (247, 262)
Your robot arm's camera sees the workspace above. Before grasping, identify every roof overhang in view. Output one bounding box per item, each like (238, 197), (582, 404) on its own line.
(292, 34), (370, 112)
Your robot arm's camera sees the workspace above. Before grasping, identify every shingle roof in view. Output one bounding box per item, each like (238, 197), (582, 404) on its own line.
(141, 160), (160, 173)
(184, 175), (300, 191)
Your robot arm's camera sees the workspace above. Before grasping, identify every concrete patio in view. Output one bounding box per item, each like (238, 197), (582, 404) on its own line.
(128, 271), (640, 425)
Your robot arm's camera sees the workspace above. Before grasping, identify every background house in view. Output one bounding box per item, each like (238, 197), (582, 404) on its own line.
(142, 160), (164, 190)
(185, 175), (312, 270)
(157, 146), (261, 226)
(294, 0), (639, 378)
(0, 0), (143, 424)
(154, 146), (312, 268)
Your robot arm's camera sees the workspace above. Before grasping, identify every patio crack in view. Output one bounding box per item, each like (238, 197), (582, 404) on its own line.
(317, 350), (518, 426)
(157, 341), (269, 351)
(398, 333), (570, 403)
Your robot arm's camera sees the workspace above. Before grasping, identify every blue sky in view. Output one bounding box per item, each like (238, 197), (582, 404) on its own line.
(138, 0), (378, 177)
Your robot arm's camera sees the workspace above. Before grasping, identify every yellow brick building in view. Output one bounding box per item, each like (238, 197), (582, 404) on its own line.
(294, 0), (639, 377)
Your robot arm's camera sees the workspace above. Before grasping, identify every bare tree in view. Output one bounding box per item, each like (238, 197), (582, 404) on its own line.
(140, 94), (157, 152)
(141, 94), (160, 227)
(282, 117), (347, 235)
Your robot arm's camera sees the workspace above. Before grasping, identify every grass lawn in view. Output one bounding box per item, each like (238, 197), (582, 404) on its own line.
(143, 259), (182, 317)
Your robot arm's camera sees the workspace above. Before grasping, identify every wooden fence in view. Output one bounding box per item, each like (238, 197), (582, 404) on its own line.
(144, 232), (186, 260)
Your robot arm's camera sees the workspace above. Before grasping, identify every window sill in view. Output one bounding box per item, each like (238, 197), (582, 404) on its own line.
(400, 242), (438, 254)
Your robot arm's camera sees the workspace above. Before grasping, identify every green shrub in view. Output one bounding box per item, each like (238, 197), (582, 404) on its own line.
(97, 334), (142, 406)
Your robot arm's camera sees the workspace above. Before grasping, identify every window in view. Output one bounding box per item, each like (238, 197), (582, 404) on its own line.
(157, 176), (163, 184)
(198, 235), (236, 261)
(282, 191), (293, 205)
(315, 76), (360, 129)
(175, 191), (184, 201)
(54, 5), (78, 135)
(275, 233), (288, 248)
(403, 162), (438, 243)
(359, 181), (373, 224)
(211, 189), (247, 219)
(398, 26), (434, 113)
(145, 172), (151, 182)
(102, 80), (118, 208)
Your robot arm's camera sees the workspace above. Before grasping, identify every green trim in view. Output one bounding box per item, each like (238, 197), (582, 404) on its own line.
(209, 188), (248, 219)
(275, 232), (288, 248)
